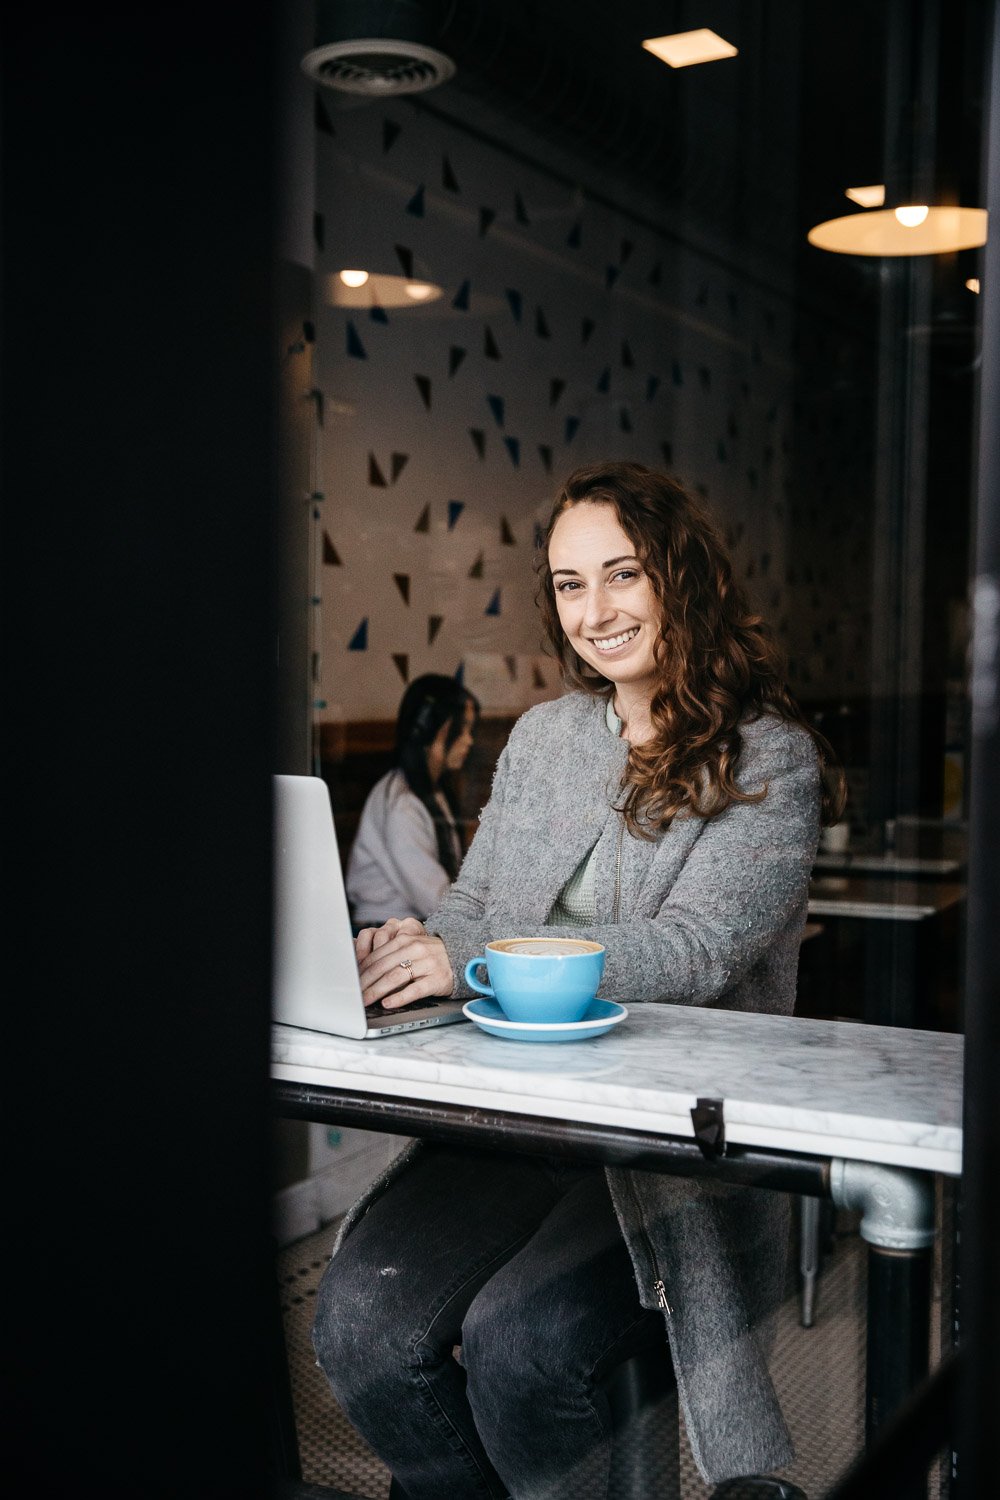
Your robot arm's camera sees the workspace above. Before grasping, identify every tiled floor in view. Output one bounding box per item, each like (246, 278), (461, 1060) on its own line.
(277, 1202), (950, 1500)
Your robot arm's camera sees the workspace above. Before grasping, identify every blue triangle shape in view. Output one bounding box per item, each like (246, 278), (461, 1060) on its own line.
(406, 184), (426, 217)
(505, 288), (523, 322)
(486, 394), (505, 427)
(503, 436), (521, 467)
(346, 322), (367, 359)
(646, 375), (660, 401)
(348, 618), (368, 651)
(485, 589), (501, 616)
(565, 415), (580, 443)
(454, 661), (465, 686)
(447, 501), (465, 530)
(369, 304), (389, 325)
(596, 367), (611, 393)
(452, 279), (471, 310)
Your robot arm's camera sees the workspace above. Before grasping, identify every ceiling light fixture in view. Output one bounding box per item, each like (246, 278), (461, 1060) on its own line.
(808, 205), (988, 256)
(641, 29), (738, 69)
(845, 184), (886, 208)
(326, 272), (443, 309)
(808, 7), (987, 258)
(302, 0), (455, 97)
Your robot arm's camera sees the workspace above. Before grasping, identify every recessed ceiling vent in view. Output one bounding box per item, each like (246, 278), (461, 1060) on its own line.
(302, 1), (455, 97)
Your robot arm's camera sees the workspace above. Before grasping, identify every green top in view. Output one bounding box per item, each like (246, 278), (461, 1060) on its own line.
(545, 698), (621, 927)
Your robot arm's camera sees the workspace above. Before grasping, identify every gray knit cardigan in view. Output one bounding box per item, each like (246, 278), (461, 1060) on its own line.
(337, 691), (822, 1483)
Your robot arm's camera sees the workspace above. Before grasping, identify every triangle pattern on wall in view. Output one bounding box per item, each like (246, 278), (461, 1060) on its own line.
(514, 192), (530, 225)
(313, 212), (325, 250)
(504, 655), (517, 680)
(382, 118), (401, 151)
(315, 96), (335, 135)
(565, 416), (580, 443)
(449, 346), (467, 377)
(469, 428), (486, 459)
(348, 618), (368, 651)
(414, 504), (430, 533)
(393, 573), (411, 605)
(505, 289), (523, 322)
(538, 445), (553, 474)
(368, 453), (388, 487)
(414, 374), (432, 410)
(323, 533), (342, 566)
(369, 304), (389, 324)
(468, 552), (484, 578)
(392, 653), (409, 682)
(347, 322), (367, 359)
(581, 317), (595, 344)
(485, 588), (501, 616)
(442, 155), (460, 192)
(447, 501), (465, 530)
(478, 206), (496, 237)
(395, 244), (414, 278)
(391, 452), (409, 483)
(484, 326), (501, 360)
(532, 664), (546, 688)
(535, 307), (551, 338)
(503, 436), (520, 467)
(428, 614), (444, 646)
(500, 516), (516, 545)
(487, 394), (505, 427)
(549, 378), (565, 406)
(453, 279), (471, 310)
(406, 184), (425, 217)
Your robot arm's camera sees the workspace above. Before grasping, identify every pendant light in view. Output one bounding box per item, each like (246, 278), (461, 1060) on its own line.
(807, 0), (987, 257)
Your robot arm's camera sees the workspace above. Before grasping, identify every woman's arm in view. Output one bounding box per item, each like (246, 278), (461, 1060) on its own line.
(548, 724), (820, 1004)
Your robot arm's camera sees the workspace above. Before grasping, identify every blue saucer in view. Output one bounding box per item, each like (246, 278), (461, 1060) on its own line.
(462, 997), (627, 1043)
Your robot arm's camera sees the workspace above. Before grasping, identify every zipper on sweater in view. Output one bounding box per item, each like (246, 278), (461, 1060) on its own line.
(620, 1171), (672, 1316)
(612, 814), (624, 923)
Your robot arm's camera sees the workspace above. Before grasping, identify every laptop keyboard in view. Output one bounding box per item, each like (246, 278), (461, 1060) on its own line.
(366, 997), (443, 1019)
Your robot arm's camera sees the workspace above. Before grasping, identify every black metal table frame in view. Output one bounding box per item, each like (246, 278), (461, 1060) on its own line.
(272, 1077), (939, 1457)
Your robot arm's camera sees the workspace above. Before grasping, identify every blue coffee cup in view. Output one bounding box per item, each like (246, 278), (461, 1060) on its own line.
(464, 938), (606, 1024)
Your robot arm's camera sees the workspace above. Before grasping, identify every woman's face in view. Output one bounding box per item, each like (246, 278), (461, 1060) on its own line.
(548, 501), (661, 699)
(445, 701), (476, 772)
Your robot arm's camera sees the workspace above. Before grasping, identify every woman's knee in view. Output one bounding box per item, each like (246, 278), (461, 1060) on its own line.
(461, 1277), (562, 1399)
(311, 1245), (416, 1395)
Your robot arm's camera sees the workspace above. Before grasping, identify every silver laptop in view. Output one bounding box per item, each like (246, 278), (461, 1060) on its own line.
(271, 773), (468, 1037)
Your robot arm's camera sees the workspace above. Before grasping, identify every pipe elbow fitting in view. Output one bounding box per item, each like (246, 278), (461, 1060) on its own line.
(830, 1158), (937, 1251)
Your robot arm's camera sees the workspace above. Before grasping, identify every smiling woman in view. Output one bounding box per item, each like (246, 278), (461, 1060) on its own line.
(311, 460), (851, 1499)
(537, 462), (847, 834)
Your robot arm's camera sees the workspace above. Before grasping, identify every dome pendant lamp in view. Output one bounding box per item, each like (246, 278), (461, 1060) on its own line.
(807, 2), (987, 257)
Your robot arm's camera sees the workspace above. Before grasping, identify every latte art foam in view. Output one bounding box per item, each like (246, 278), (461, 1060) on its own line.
(488, 938), (604, 957)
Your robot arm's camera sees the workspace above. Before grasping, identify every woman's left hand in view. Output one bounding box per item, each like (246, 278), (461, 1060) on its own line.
(356, 917), (455, 1008)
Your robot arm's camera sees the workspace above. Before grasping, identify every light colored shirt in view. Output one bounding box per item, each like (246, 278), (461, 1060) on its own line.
(346, 769), (456, 925)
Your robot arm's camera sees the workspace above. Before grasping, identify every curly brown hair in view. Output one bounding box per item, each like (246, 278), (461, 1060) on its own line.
(536, 461), (846, 836)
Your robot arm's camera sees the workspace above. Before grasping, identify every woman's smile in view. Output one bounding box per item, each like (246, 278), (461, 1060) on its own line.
(590, 625), (641, 654)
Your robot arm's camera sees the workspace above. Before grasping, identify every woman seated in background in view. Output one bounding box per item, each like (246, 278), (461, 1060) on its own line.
(346, 673), (480, 929)
(315, 462), (845, 1500)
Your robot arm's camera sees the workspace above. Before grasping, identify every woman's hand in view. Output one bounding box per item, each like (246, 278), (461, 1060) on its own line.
(355, 918), (455, 1009)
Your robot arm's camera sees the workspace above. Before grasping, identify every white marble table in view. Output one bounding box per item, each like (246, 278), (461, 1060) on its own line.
(272, 1003), (962, 1176)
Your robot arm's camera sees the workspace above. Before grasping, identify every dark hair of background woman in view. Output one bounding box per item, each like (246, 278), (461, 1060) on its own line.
(536, 461), (847, 836)
(395, 674), (481, 878)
